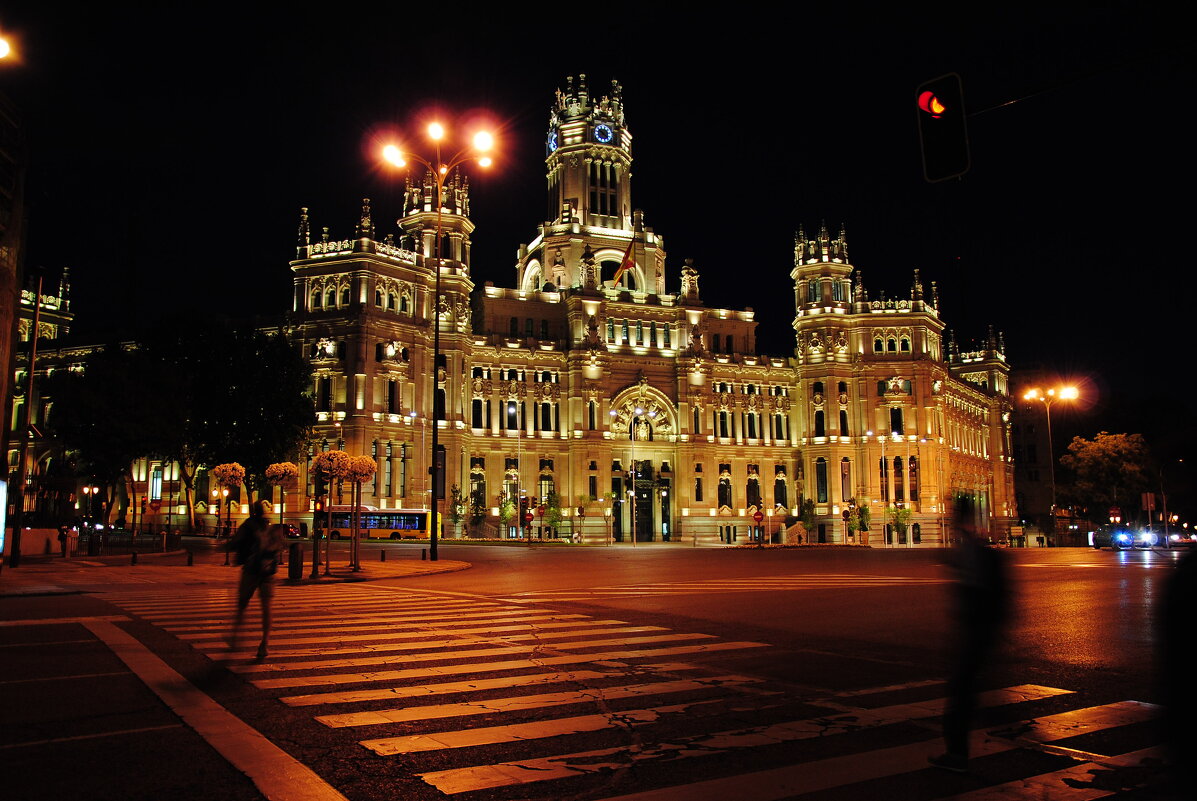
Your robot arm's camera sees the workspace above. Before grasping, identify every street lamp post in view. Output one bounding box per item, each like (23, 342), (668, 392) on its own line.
(1022, 386), (1079, 540)
(385, 126), (493, 562)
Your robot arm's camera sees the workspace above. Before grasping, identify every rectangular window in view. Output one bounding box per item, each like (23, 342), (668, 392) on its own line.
(588, 475), (598, 499)
(695, 477), (703, 502)
(150, 466), (163, 501)
(663, 325), (671, 348)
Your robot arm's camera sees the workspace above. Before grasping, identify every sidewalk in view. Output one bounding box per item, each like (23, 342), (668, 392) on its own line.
(0, 544), (469, 597)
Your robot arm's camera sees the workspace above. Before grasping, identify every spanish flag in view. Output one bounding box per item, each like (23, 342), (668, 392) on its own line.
(611, 237), (636, 287)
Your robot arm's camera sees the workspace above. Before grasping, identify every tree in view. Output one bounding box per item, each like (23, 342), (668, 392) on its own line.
(498, 490), (515, 534)
(888, 505), (913, 541)
(1060, 431), (1151, 520)
(449, 484), (465, 536)
(44, 344), (157, 523)
(468, 488), (488, 536)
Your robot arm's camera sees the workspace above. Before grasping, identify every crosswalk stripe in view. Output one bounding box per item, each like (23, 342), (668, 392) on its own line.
(214, 626), (671, 660)
(943, 746), (1163, 800)
(193, 618), (627, 648)
(161, 607), (542, 633)
(362, 700), (715, 755)
(250, 642), (768, 690)
(412, 684), (1073, 794)
(132, 600), (491, 623)
(577, 701), (1159, 801)
(178, 614), (593, 641)
(278, 662), (704, 707)
(319, 675), (762, 728)
(230, 633), (717, 673)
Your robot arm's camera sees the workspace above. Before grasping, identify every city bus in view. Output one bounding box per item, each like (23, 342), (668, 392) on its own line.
(325, 507), (430, 539)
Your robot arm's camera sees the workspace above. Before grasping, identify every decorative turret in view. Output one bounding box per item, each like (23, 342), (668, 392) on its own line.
(912, 268), (924, 302)
(680, 258), (700, 303)
(794, 222), (849, 265)
(356, 198), (374, 239)
(298, 207), (310, 249)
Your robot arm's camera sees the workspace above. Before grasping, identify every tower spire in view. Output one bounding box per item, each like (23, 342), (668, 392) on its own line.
(298, 207), (310, 247)
(357, 198), (374, 238)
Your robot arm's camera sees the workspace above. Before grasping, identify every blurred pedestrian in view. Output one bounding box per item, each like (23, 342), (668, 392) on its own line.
(224, 500), (285, 661)
(929, 497), (1010, 773)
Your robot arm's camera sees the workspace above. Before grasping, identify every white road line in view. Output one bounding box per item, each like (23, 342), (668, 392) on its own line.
(319, 675), (760, 727)
(279, 663), (704, 707)
(581, 701), (1159, 801)
(214, 626), (668, 660)
(178, 614), (592, 641)
(83, 619), (350, 801)
(231, 633), (717, 673)
(413, 684), (1074, 794)
(251, 641), (768, 690)
(943, 746), (1163, 800)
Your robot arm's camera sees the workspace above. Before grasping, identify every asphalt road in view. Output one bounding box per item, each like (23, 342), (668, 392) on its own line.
(2, 542), (1187, 800)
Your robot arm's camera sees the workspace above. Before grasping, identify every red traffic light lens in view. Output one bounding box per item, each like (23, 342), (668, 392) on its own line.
(918, 90), (946, 118)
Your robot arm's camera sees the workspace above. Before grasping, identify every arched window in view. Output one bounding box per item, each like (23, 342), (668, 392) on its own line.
(838, 381), (848, 394)
(311, 290), (322, 310)
(887, 338), (897, 352)
(839, 409), (849, 436)
(893, 456), (905, 502)
(814, 410), (825, 437)
(774, 474), (788, 508)
(746, 471), (761, 508)
(400, 293), (410, 313)
(900, 338), (911, 352)
(374, 290), (383, 306)
(388, 293), (397, 310)
(873, 338), (883, 352)
(340, 287), (351, 306)
(812, 381), (824, 395)
(718, 467), (732, 508)
(325, 289), (336, 308)
(815, 458), (828, 504)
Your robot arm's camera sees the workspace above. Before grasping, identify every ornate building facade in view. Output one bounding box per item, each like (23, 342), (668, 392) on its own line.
(286, 76), (1017, 545)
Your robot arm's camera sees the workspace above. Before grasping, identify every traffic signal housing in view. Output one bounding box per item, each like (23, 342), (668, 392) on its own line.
(917, 72), (970, 183)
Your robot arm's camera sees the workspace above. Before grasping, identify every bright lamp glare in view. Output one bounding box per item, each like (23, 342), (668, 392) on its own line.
(428, 122), (445, 140)
(0, 38), (10, 59)
(382, 145), (406, 167)
(473, 131), (494, 151)
(1060, 386), (1079, 400)
(478, 156), (493, 168)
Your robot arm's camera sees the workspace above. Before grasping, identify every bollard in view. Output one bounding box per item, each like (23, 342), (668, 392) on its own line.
(288, 543), (303, 583)
(131, 552), (138, 566)
(422, 548), (427, 561)
(187, 550), (194, 566)
(224, 548), (230, 566)
(380, 549), (386, 562)
(161, 532), (167, 552)
(310, 535), (322, 579)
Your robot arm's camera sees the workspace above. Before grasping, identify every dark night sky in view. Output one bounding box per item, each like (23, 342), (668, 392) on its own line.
(2, 4), (1192, 457)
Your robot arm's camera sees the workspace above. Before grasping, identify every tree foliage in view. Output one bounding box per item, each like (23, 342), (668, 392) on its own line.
(1059, 431), (1151, 516)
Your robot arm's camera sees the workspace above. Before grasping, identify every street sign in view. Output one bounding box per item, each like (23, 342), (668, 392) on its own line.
(149, 499), (162, 511)
(753, 511), (764, 524)
(523, 512), (534, 525)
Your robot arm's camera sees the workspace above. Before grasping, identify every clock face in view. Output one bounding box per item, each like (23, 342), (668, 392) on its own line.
(594, 124), (614, 143)
(547, 131), (559, 152)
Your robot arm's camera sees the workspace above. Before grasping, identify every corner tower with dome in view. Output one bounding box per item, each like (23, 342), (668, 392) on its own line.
(280, 74), (1015, 546)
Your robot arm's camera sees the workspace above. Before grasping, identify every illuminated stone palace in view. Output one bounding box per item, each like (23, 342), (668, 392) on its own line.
(286, 76), (1016, 545)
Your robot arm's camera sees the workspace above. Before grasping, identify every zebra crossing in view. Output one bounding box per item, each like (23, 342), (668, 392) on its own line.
(104, 584), (1169, 800)
(494, 572), (948, 603)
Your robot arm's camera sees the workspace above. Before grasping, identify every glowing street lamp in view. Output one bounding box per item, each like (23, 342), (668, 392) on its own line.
(382, 123), (495, 562)
(1022, 385), (1080, 537)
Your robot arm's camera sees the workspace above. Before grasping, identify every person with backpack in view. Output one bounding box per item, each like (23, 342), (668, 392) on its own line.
(224, 500), (285, 661)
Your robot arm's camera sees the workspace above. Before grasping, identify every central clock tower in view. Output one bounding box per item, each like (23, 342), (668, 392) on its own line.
(544, 74), (632, 231)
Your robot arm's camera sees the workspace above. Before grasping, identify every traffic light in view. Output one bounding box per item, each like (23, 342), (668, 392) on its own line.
(433, 445), (446, 500)
(314, 498), (326, 529)
(917, 72), (970, 183)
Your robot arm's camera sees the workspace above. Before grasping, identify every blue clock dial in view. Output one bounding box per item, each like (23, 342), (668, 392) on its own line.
(547, 131), (558, 152)
(594, 124), (614, 143)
